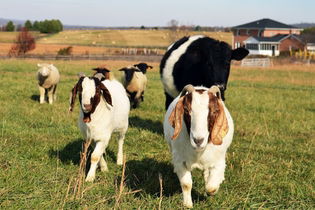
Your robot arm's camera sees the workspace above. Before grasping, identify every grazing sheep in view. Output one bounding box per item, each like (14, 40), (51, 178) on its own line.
(163, 84), (234, 208)
(160, 35), (249, 109)
(69, 76), (130, 182)
(37, 63), (60, 104)
(119, 64), (150, 108)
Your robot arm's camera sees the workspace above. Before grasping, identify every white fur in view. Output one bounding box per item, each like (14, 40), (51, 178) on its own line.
(77, 78), (130, 182)
(37, 63), (60, 104)
(163, 86), (234, 208)
(162, 35), (205, 98)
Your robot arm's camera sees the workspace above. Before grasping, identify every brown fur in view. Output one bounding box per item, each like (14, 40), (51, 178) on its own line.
(208, 92), (228, 145)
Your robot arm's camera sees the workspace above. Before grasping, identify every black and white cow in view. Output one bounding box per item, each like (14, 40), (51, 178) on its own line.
(160, 35), (249, 109)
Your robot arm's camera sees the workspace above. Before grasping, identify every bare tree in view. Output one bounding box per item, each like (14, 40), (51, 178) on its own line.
(167, 19), (180, 43)
(8, 27), (36, 57)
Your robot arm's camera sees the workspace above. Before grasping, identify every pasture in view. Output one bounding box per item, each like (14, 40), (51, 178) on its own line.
(0, 30), (232, 56)
(0, 59), (314, 209)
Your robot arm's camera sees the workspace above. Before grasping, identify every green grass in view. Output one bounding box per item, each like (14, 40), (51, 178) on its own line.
(0, 60), (314, 209)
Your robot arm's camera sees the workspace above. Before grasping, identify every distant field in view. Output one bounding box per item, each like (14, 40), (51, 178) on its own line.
(36, 29), (232, 48)
(0, 60), (314, 209)
(0, 31), (43, 43)
(0, 30), (232, 55)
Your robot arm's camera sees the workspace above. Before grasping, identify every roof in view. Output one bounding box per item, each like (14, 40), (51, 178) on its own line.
(255, 34), (288, 42)
(245, 34), (303, 43)
(233, 18), (298, 30)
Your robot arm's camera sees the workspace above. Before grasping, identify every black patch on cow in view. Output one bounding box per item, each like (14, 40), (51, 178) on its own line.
(160, 36), (190, 75)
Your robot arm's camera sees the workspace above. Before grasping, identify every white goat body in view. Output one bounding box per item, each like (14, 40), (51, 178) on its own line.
(163, 85), (234, 208)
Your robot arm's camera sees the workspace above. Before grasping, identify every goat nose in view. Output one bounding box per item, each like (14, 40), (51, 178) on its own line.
(193, 137), (204, 146)
(84, 104), (92, 111)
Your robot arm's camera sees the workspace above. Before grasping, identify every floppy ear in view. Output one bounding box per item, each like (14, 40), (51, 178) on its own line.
(208, 95), (228, 145)
(99, 83), (112, 106)
(168, 96), (185, 140)
(69, 77), (83, 112)
(231, 47), (249, 61)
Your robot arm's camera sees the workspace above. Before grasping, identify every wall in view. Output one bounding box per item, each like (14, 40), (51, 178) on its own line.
(280, 38), (305, 51)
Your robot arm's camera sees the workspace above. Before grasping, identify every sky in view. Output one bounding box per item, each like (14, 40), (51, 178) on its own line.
(1, 0), (314, 27)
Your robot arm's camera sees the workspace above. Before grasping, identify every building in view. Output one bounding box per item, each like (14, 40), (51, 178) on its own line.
(232, 18), (304, 56)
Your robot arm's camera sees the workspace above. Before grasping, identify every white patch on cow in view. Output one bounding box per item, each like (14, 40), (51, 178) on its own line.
(162, 35), (205, 98)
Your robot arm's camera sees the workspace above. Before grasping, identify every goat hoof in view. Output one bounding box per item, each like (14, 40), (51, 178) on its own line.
(207, 187), (219, 195)
(85, 175), (95, 182)
(100, 166), (108, 172)
(183, 201), (193, 208)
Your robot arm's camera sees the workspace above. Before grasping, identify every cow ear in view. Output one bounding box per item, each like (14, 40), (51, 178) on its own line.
(231, 47), (249, 61)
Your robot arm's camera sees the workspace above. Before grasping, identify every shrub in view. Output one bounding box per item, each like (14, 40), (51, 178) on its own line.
(57, 46), (73, 56)
(8, 27), (35, 56)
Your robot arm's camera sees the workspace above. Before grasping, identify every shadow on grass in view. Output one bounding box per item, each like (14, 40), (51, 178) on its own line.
(129, 116), (163, 134)
(31, 94), (39, 102)
(49, 139), (118, 166)
(124, 158), (207, 202)
(49, 139), (83, 165)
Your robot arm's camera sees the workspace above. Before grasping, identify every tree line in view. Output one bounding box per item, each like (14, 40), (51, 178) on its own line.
(2, 19), (63, 33)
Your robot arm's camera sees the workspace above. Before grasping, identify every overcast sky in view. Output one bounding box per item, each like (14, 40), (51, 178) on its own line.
(1, 0), (314, 27)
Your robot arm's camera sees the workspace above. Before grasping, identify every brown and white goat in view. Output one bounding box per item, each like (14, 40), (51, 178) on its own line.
(69, 76), (130, 182)
(163, 85), (234, 208)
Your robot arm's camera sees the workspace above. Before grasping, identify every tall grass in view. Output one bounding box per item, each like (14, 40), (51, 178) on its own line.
(0, 60), (314, 209)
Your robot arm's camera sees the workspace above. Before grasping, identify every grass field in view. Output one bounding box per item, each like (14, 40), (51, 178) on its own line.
(0, 59), (314, 209)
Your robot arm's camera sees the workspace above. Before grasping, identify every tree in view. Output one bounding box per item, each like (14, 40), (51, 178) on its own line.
(168, 19), (179, 31)
(24, 20), (33, 30)
(37, 19), (63, 33)
(194, 25), (202, 31)
(301, 27), (315, 43)
(33, 21), (40, 31)
(8, 27), (36, 56)
(5, 21), (15, 31)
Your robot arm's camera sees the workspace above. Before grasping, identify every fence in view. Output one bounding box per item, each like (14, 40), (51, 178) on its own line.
(241, 58), (272, 67)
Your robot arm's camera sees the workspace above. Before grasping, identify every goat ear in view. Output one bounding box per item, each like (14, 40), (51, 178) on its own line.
(69, 77), (84, 112)
(99, 83), (112, 106)
(231, 47), (249, 61)
(208, 95), (228, 145)
(69, 83), (78, 112)
(168, 96), (185, 140)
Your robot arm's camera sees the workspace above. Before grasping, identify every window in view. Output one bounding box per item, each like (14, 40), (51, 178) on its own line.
(260, 44), (274, 50)
(235, 42), (241, 49)
(245, 43), (258, 50)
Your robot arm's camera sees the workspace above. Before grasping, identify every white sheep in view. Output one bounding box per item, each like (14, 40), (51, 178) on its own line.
(37, 63), (60, 104)
(119, 65), (149, 108)
(69, 76), (130, 182)
(163, 85), (234, 208)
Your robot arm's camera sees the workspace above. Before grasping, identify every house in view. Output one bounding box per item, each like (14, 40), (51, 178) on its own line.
(232, 18), (304, 56)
